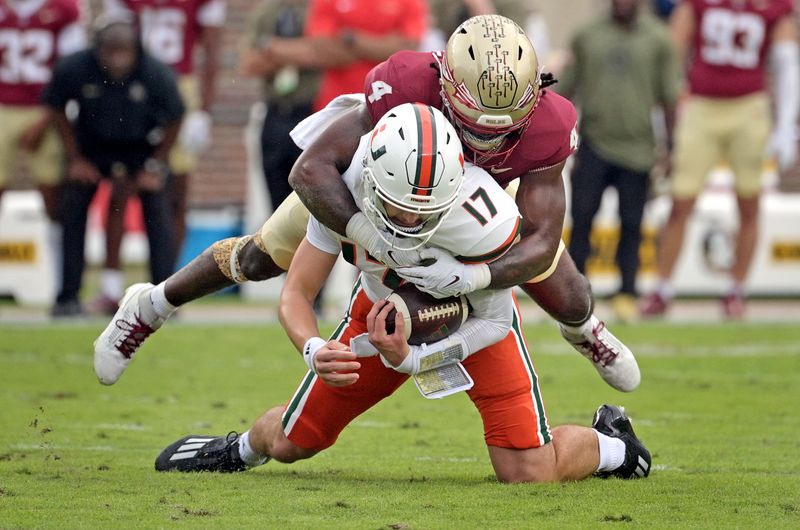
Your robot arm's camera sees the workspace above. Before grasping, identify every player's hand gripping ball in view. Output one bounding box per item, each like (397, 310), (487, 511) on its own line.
(384, 283), (469, 345)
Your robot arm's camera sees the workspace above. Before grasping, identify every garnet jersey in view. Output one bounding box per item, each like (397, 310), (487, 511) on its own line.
(104, 0), (226, 75)
(307, 130), (521, 303)
(0, 0), (84, 106)
(364, 51), (578, 187)
(686, 0), (794, 98)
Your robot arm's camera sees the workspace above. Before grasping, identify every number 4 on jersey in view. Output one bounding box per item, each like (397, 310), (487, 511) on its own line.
(367, 80), (393, 103)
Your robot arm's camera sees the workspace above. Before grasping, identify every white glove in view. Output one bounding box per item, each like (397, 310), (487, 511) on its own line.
(770, 125), (798, 173)
(179, 110), (213, 154)
(345, 212), (422, 267)
(396, 247), (490, 299)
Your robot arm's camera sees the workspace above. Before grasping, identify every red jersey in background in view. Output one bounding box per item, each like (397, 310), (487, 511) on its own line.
(687, 0), (794, 98)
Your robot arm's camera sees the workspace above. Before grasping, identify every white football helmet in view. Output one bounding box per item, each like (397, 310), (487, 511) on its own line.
(362, 103), (465, 250)
(438, 15), (541, 156)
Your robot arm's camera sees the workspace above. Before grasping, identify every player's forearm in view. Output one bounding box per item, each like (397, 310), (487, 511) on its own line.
(276, 37), (357, 69)
(288, 108), (371, 236)
(486, 234), (557, 289)
(346, 33), (419, 63)
(278, 290), (322, 353)
(50, 109), (81, 161)
(153, 121), (182, 161)
(289, 156), (358, 236)
(200, 28), (222, 111)
(455, 291), (513, 357)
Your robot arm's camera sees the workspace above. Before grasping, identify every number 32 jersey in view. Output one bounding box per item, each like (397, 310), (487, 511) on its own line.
(0, 0), (84, 106)
(306, 132), (522, 303)
(687, 0), (793, 98)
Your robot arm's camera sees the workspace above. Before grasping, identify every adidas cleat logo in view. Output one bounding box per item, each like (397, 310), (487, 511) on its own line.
(635, 455), (649, 477)
(169, 437), (214, 461)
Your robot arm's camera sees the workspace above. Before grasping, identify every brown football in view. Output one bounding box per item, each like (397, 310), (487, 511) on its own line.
(384, 283), (469, 345)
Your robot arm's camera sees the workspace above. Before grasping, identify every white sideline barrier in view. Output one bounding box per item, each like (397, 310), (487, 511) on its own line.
(0, 191), (56, 305)
(569, 169), (800, 296)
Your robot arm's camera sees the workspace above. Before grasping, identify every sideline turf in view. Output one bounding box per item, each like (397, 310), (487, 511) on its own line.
(1, 323), (798, 528)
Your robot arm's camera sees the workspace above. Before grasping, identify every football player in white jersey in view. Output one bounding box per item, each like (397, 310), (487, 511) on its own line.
(151, 103), (651, 483)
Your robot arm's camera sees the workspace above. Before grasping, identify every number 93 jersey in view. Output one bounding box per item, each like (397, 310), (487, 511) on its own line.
(687, 0), (794, 98)
(308, 132), (522, 302)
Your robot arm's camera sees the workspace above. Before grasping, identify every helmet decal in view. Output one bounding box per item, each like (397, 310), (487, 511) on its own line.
(411, 103), (437, 196)
(513, 82), (537, 111)
(439, 15), (542, 153)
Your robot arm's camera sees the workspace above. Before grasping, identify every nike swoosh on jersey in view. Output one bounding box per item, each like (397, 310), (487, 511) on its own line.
(490, 167), (513, 174)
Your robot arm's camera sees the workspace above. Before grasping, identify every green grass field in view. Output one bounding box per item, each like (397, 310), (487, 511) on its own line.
(1, 320), (799, 528)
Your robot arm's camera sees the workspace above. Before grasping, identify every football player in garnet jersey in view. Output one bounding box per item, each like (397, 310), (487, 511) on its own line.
(151, 104), (651, 482)
(0, 0), (86, 261)
(641, 0), (799, 319)
(94, 15), (641, 395)
(87, 0), (225, 313)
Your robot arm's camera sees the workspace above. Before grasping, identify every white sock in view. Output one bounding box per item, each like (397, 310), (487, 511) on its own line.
(560, 314), (597, 338)
(101, 268), (124, 299)
(238, 430), (269, 467)
(594, 430), (626, 472)
(149, 282), (177, 319)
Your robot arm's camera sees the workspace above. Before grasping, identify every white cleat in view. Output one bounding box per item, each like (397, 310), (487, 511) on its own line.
(559, 315), (641, 392)
(93, 283), (164, 385)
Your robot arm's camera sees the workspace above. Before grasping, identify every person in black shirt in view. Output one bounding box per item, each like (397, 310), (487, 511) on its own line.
(45, 14), (185, 317)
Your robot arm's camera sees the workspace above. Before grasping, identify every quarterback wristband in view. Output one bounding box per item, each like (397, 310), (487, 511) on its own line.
(382, 337), (467, 375)
(302, 337), (326, 373)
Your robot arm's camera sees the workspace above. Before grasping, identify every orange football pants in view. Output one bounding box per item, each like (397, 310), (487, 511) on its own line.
(281, 280), (552, 451)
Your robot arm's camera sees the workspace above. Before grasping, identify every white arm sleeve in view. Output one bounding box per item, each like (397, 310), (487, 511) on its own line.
(306, 216), (342, 255)
(451, 288), (513, 359)
(402, 288), (513, 372)
(771, 40), (800, 132)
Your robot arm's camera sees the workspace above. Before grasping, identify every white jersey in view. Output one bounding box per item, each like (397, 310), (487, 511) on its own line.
(306, 132), (522, 358)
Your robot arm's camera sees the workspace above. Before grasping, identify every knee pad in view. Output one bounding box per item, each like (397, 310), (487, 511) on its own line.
(212, 235), (254, 283)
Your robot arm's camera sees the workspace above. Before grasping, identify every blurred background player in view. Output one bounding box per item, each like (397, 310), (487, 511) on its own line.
(555, 0), (679, 323)
(641, 0), (799, 319)
(240, 0), (319, 215)
(88, 0), (225, 314)
(0, 0), (86, 286)
(45, 14), (184, 316)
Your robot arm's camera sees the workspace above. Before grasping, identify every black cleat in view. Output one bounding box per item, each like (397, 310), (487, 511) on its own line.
(592, 404), (651, 479)
(155, 432), (248, 473)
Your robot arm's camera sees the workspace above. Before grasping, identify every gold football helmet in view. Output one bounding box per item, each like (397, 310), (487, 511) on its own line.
(439, 15), (541, 153)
